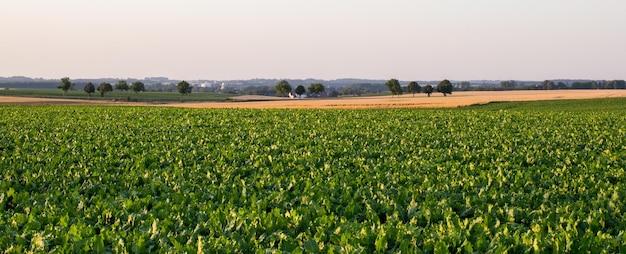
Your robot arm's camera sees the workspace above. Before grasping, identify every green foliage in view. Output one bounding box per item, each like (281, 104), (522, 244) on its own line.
(294, 85), (306, 98)
(97, 82), (113, 97)
(407, 81), (421, 97)
(572, 81), (598, 89)
(599, 80), (626, 89)
(115, 80), (129, 91)
(385, 78), (402, 96)
(500, 80), (518, 89)
(0, 89), (235, 102)
(130, 81), (145, 94)
(542, 80), (555, 90)
(275, 80), (292, 97)
(83, 82), (95, 97)
(308, 83), (325, 97)
(57, 77), (75, 96)
(177, 81), (192, 95)
(0, 98), (625, 252)
(437, 79), (453, 96)
(424, 85), (434, 97)
(338, 83), (387, 96)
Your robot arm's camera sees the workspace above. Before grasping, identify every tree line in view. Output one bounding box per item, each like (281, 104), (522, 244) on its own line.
(385, 79), (453, 97)
(274, 80), (326, 98)
(60, 77), (455, 98)
(58, 78), (194, 97)
(57, 77), (625, 99)
(501, 80), (626, 90)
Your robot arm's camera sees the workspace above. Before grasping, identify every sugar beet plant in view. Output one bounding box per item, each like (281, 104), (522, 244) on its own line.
(0, 99), (625, 252)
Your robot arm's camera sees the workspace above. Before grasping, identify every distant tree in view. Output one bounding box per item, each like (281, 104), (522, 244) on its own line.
(385, 79), (402, 97)
(177, 81), (192, 95)
(570, 81), (584, 89)
(83, 82), (95, 97)
(541, 80), (555, 90)
(98, 82), (113, 97)
(336, 83), (387, 96)
(275, 80), (292, 97)
(571, 81), (597, 89)
(130, 81), (145, 93)
(600, 80), (611, 89)
(115, 80), (129, 91)
(602, 80), (626, 89)
(437, 79), (453, 96)
(557, 82), (568, 89)
(340, 86), (363, 96)
(294, 85), (306, 98)
(407, 81), (421, 97)
(308, 83), (325, 97)
(57, 77), (75, 96)
(241, 85), (276, 96)
(424, 85), (434, 97)
(500, 80), (518, 89)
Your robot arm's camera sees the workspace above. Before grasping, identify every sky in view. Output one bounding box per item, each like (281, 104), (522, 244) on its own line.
(1, 0), (625, 81)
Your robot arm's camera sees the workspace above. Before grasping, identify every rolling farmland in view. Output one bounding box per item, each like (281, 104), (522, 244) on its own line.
(1, 98), (625, 252)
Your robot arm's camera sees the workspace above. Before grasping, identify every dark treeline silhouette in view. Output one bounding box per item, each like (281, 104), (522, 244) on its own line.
(2, 77), (624, 97)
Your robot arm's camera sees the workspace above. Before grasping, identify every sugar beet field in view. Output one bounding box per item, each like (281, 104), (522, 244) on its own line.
(1, 98), (625, 253)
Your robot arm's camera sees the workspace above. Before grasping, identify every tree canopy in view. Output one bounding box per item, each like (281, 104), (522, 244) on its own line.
(275, 80), (292, 97)
(115, 80), (129, 91)
(177, 81), (192, 95)
(500, 80), (518, 89)
(98, 82), (113, 97)
(437, 79), (453, 96)
(600, 80), (626, 89)
(131, 81), (145, 93)
(308, 83), (325, 97)
(84, 82), (95, 97)
(57, 77), (74, 96)
(541, 80), (555, 90)
(424, 85), (434, 97)
(294, 85), (306, 98)
(385, 79), (402, 97)
(407, 81), (421, 97)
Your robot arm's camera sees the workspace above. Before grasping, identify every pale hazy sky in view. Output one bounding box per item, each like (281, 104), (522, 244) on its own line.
(1, 0), (625, 81)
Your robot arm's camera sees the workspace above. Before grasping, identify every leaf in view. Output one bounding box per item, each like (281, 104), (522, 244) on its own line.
(303, 239), (319, 253)
(375, 228), (387, 252)
(93, 235), (105, 254)
(434, 241), (449, 254)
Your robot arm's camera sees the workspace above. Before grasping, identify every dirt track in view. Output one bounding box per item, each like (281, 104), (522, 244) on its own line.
(1, 90), (625, 109)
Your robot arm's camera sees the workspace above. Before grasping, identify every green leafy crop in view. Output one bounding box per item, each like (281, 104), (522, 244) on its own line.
(0, 98), (625, 252)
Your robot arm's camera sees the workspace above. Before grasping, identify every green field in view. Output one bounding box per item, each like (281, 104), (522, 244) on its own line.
(0, 89), (236, 102)
(1, 98), (625, 252)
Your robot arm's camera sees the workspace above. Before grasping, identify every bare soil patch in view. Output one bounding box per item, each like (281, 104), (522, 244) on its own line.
(2, 90), (625, 109)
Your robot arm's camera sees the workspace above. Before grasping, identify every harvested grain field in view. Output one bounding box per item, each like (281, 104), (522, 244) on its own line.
(1, 90), (625, 109)
(169, 90), (626, 109)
